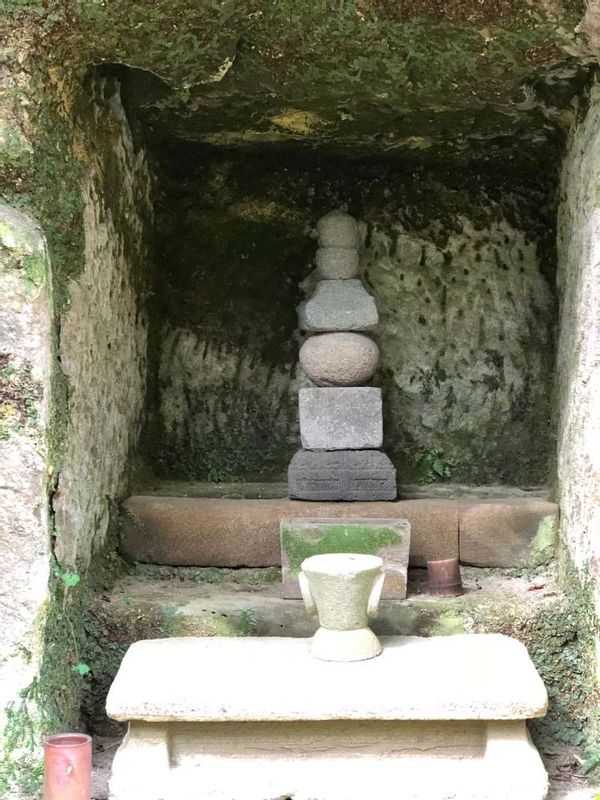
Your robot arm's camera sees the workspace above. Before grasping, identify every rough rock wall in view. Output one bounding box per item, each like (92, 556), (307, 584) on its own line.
(556, 81), (600, 647)
(156, 330), (297, 481)
(53, 81), (153, 568)
(0, 203), (51, 794)
(367, 215), (554, 484)
(146, 149), (556, 485)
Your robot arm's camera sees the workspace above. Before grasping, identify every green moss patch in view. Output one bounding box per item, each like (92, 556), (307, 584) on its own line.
(0, 353), (42, 440)
(281, 521), (403, 576)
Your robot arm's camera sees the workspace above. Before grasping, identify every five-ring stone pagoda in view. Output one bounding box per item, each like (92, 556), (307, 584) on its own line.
(288, 210), (397, 501)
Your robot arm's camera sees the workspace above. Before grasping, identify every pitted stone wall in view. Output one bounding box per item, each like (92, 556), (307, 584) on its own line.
(53, 82), (153, 568)
(556, 81), (600, 643)
(366, 215), (555, 484)
(155, 329), (297, 481)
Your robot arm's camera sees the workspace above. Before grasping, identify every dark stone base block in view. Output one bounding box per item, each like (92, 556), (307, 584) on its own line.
(288, 449), (397, 501)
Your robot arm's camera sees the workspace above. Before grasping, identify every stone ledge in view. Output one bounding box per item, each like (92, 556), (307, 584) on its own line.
(132, 481), (552, 501)
(97, 567), (565, 641)
(120, 496), (457, 567)
(119, 495), (558, 569)
(107, 634), (547, 722)
(460, 499), (559, 568)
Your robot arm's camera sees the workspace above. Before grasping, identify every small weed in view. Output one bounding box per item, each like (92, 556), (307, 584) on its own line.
(60, 572), (80, 588)
(414, 446), (455, 483)
(238, 608), (257, 636)
(71, 663), (91, 677)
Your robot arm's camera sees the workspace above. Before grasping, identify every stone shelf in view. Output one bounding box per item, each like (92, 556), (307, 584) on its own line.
(106, 635), (548, 799)
(119, 488), (558, 569)
(100, 566), (565, 640)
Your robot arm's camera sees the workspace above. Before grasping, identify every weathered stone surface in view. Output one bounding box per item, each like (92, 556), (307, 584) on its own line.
(0, 203), (51, 789)
(316, 210), (360, 249)
(300, 552), (384, 661)
(556, 82), (600, 644)
(99, 565), (565, 641)
(288, 449), (396, 501)
(459, 500), (559, 568)
(299, 387), (383, 449)
(144, 159), (557, 487)
(366, 214), (555, 484)
(316, 246), (359, 279)
(52, 84), (152, 567)
(91, 565), (574, 748)
(108, 634), (547, 722)
(119, 496), (458, 567)
(107, 636), (548, 799)
(299, 332), (379, 386)
(281, 518), (410, 599)
(298, 280), (378, 332)
(110, 716), (549, 800)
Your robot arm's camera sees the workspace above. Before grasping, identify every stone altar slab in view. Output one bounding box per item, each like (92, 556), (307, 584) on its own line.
(299, 387), (383, 450)
(106, 635), (548, 800)
(280, 517), (409, 599)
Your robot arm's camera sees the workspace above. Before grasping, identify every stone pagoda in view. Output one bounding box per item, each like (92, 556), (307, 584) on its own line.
(288, 210), (397, 501)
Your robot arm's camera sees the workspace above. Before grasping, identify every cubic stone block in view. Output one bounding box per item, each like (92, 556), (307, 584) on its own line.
(298, 280), (378, 332)
(459, 499), (559, 568)
(299, 387), (383, 450)
(316, 247), (359, 280)
(280, 517), (410, 599)
(288, 449), (396, 501)
(299, 333), (379, 386)
(316, 209), (360, 248)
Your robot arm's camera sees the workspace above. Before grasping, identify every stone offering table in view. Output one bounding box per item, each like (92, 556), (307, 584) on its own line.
(106, 634), (549, 800)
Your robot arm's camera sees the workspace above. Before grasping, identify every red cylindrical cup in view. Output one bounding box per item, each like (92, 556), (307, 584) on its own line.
(427, 557), (463, 597)
(44, 733), (92, 800)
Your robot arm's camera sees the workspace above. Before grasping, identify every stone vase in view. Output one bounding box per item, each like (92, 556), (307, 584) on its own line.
(299, 553), (384, 662)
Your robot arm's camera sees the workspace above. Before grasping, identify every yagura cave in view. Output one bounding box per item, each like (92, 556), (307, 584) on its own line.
(1, 2), (600, 798)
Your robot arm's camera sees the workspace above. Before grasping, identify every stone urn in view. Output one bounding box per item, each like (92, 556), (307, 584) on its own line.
(299, 553), (384, 662)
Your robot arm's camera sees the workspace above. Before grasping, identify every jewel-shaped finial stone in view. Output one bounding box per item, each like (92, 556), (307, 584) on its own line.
(317, 210), (360, 249)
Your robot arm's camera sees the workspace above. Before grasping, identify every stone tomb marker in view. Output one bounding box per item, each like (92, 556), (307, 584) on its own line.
(280, 517), (410, 599)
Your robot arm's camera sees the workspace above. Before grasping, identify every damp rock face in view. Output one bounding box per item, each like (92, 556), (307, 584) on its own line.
(299, 333), (379, 386)
(298, 280), (379, 332)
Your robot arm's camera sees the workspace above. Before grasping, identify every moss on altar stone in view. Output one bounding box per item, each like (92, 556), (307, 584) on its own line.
(281, 522), (404, 576)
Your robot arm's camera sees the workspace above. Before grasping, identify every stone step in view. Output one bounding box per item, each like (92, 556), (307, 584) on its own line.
(120, 491), (558, 569)
(98, 566), (564, 641)
(105, 635), (548, 800)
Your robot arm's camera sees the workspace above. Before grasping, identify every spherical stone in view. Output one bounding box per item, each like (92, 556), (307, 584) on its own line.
(316, 247), (359, 280)
(299, 333), (379, 386)
(317, 210), (360, 248)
